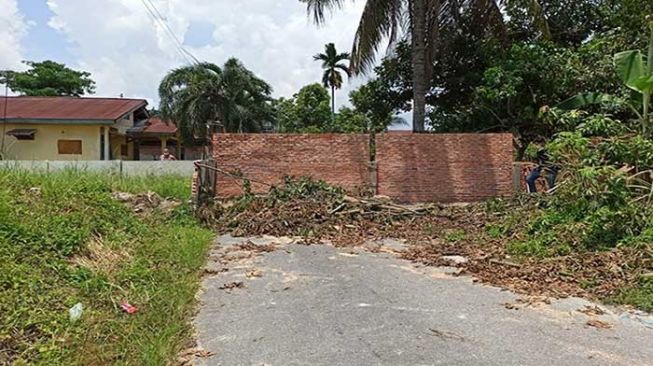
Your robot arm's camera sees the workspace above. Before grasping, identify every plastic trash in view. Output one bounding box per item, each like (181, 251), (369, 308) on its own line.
(69, 303), (84, 322)
(120, 301), (138, 314)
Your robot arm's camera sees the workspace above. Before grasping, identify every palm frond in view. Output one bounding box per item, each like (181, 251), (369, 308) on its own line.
(301, 0), (346, 24)
(350, 0), (404, 75)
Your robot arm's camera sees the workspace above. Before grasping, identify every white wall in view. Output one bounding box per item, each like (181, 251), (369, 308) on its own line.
(0, 160), (196, 176)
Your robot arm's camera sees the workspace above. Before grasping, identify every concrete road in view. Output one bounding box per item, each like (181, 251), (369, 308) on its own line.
(193, 235), (653, 366)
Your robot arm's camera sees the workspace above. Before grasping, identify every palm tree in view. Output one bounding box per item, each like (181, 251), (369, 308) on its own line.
(314, 43), (351, 117)
(301, 0), (551, 132)
(221, 58), (275, 133)
(159, 62), (224, 143)
(158, 58), (274, 142)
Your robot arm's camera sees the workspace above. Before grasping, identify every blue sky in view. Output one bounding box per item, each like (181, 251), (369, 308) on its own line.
(1, 0), (369, 107)
(16, 1), (73, 63)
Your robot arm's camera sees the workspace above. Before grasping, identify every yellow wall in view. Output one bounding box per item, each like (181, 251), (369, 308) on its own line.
(1, 124), (103, 160)
(110, 134), (134, 160)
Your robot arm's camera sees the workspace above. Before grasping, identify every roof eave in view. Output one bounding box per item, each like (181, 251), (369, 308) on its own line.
(2, 118), (116, 125)
(116, 100), (149, 120)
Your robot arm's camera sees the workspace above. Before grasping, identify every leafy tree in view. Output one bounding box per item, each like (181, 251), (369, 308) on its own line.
(1, 60), (95, 96)
(333, 107), (368, 133)
(275, 83), (332, 133)
(314, 43), (350, 117)
(159, 58), (274, 142)
(301, 0), (551, 132)
(470, 43), (585, 156)
(349, 79), (407, 133)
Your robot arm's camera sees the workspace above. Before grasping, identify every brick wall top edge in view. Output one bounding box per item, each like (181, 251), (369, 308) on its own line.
(213, 132), (511, 138)
(377, 132), (512, 138)
(213, 133), (369, 138)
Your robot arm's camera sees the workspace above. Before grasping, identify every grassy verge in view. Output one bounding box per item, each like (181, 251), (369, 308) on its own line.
(0, 169), (213, 365)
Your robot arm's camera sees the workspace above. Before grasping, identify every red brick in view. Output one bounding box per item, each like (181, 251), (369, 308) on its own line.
(211, 133), (514, 203)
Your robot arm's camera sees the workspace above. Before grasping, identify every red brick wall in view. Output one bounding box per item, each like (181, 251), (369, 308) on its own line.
(213, 134), (370, 196)
(211, 133), (514, 202)
(376, 133), (514, 202)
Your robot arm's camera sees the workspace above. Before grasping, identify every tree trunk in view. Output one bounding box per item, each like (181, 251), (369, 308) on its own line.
(411, 0), (428, 132)
(331, 85), (336, 122)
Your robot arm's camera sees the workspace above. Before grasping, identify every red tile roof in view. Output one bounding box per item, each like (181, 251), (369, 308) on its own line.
(143, 117), (177, 135)
(0, 96), (147, 121)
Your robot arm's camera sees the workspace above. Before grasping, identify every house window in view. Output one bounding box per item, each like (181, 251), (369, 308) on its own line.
(121, 144), (128, 156)
(6, 129), (37, 140)
(58, 140), (83, 155)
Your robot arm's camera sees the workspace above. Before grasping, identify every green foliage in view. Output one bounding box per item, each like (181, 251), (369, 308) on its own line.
(546, 131), (593, 166)
(268, 176), (344, 203)
(0, 170), (212, 365)
(518, 110), (653, 254)
(485, 223), (512, 239)
(159, 58), (274, 142)
(109, 174), (192, 200)
(350, 79), (407, 132)
(613, 21), (653, 135)
(507, 237), (551, 257)
(333, 107), (368, 133)
(612, 276), (653, 312)
(472, 43), (585, 148)
(325, 1), (653, 155)
(2, 60), (95, 96)
(444, 229), (467, 243)
(598, 135), (653, 169)
(485, 197), (508, 213)
(275, 83), (333, 132)
(576, 114), (630, 137)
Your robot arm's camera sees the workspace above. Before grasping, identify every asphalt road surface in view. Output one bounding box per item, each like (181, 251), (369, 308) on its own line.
(193, 235), (653, 366)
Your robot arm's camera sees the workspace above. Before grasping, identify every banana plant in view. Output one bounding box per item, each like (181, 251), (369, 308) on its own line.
(558, 22), (653, 136)
(614, 21), (653, 136)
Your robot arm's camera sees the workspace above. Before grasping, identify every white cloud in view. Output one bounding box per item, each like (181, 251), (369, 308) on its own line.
(45, 0), (369, 107)
(0, 0), (29, 71)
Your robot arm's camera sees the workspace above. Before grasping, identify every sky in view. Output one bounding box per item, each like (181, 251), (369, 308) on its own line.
(0, 0), (369, 108)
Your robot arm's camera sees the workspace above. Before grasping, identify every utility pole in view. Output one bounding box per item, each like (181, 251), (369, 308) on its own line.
(0, 73), (10, 159)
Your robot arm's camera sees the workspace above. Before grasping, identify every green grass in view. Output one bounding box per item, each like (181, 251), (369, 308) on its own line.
(611, 277), (653, 312)
(0, 169), (213, 365)
(109, 173), (193, 200)
(444, 229), (467, 243)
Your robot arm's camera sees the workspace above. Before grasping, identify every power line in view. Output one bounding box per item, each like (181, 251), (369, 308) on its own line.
(139, 0), (201, 65)
(144, 0), (201, 64)
(139, 0), (190, 63)
(140, 0), (192, 63)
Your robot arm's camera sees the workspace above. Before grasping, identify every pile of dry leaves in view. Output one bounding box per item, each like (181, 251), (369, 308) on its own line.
(201, 180), (651, 306)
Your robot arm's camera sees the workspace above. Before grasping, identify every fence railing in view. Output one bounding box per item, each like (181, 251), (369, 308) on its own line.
(0, 160), (197, 176)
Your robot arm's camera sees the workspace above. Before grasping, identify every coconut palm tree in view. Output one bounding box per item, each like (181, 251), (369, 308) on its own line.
(301, 0), (550, 132)
(314, 43), (351, 117)
(158, 58), (274, 142)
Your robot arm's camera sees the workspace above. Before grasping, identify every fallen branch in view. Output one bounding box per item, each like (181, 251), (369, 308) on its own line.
(489, 259), (522, 268)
